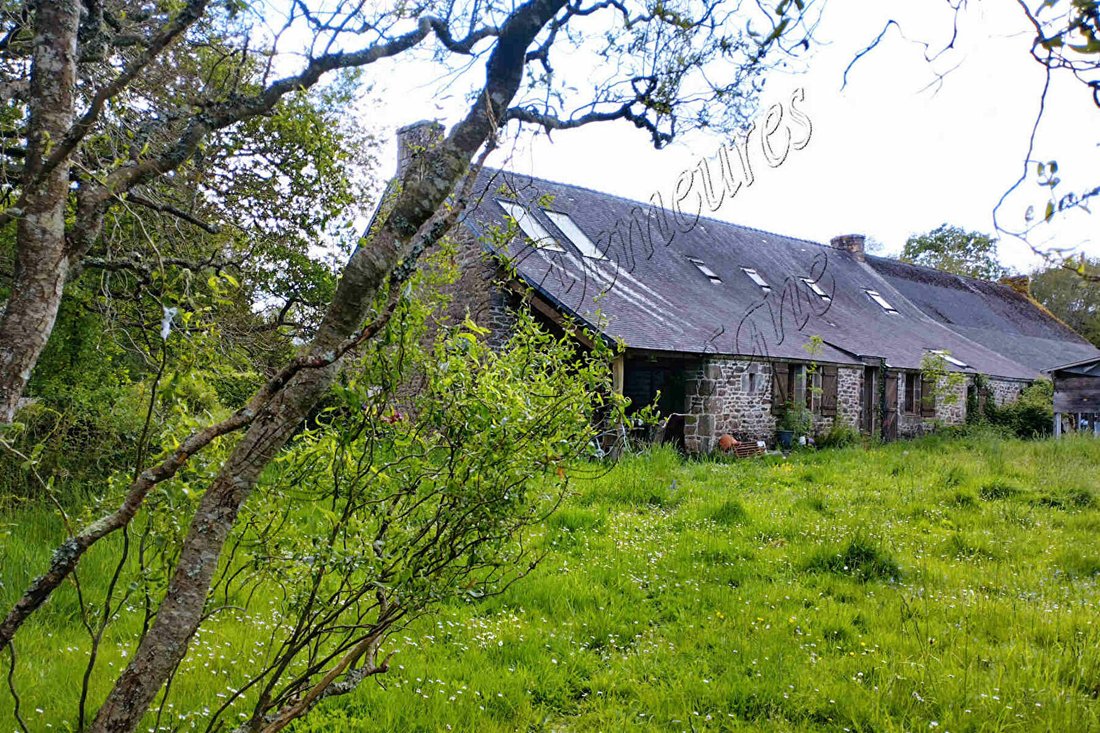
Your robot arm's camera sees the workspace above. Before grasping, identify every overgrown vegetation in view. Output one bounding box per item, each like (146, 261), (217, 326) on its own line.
(968, 376), (1055, 439)
(0, 252), (624, 731)
(3, 436), (1099, 730)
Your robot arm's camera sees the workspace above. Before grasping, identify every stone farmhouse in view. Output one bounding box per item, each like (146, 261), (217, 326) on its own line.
(397, 128), (1100, 452)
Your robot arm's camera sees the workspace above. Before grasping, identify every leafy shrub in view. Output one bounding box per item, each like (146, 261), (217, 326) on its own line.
(776, 401), (813, 435)
(977, 379), (1054, 439)
(816, 419), (861, 449)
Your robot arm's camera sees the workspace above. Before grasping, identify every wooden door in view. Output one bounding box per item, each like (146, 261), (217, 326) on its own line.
(883, 371), (899, 441)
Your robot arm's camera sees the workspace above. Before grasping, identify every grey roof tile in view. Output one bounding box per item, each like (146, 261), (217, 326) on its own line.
(461, 169), (1098, 379)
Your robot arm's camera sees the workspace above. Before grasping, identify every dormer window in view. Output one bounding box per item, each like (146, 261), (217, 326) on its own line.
(497, 200), (564, 251)
(801, 278), (831, 300)
(741, 267), (771, 292)
(544, 211), (607, 260)
(930, 349), (968, 368)
(687, 256), (722, 284)
(865, 289), (897, 313)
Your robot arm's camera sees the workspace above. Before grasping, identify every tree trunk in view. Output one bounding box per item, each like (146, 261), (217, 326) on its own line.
(89, 220), (403, 732)
(0, 0), (80, 424)
(90, 2), (565, 727)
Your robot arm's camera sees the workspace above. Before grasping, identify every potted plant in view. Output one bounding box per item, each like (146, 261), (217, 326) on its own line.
(776, 401), (812, 449)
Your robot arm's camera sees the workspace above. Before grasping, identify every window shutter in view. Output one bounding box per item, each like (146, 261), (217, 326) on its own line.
(920, 375), (936, 417)
(821, 366), (838, 417)
(771, 363), (787, 415)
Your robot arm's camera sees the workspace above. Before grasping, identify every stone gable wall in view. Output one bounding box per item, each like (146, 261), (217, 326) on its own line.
(442, 228), (517, 349)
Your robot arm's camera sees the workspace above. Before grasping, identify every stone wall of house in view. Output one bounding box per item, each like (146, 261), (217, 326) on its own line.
(937, 379), (968, 425)
(683, 358), (773, 452)
(683, 359), (864, 451)
(987, 378), (1028, 407)
(810, 367), (862, 435)
(441, 229), (517, 349)
(897, 373), (968, 438)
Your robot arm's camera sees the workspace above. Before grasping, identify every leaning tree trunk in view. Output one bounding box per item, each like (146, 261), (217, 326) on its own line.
(87, 232), (393, 731)
(0, 0), (80, 424)
(89, 3), (566, 728)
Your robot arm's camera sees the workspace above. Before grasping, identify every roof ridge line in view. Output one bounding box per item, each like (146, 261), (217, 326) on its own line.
(484, 166), (833, 251)
(866, 254), (1091, 344)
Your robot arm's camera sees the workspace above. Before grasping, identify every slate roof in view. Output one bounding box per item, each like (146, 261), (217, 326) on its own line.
(1045, 356), (1100, 378)
(461, 169), (1098, 380)
(866, 256), (1100, 373)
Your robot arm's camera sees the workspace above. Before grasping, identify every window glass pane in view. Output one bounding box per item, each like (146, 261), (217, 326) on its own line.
(742, 267), (771, 291)
(802, 278), (830, 299)
(498, 200), (564, 251)
(544, 211), (607, 260)
(687, 257), (722, 283)
(932, 349), (968, 368)
(866, 290), (897, 312)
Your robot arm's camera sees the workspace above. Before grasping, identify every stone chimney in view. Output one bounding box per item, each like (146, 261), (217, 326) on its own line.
(396, 120), (444, 175)
(999, 274), (1030, 296)
(831, 234), (866, 262)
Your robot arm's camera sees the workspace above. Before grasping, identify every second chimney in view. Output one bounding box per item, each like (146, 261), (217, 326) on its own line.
(396, 120), (445, 176)
(831, 234), (866, 262)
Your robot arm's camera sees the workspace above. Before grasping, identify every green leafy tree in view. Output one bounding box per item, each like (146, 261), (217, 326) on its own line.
(1030, 257), (1100, 347)
(0, 1), (814, 730)
(901, 224), (1005, 281)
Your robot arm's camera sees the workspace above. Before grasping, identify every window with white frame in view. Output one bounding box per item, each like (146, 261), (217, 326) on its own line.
(543, 210), (607, 260)
(930, 349), (968, 368)
(802, 277), (831, 300)
(497, 200), (564, 251)
(741, 267), (771, 292)
(865, 289), (897, 313)
(687, 256), (722, 283)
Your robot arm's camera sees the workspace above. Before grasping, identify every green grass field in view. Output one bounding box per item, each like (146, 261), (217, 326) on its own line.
(4, 433), (1100, 731)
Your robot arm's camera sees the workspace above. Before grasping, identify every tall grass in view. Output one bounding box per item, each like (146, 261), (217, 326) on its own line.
(3, 436), (1100, 731)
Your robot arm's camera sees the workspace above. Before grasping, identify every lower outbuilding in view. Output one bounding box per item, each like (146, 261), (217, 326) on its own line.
(1045, 357), (1100, 438)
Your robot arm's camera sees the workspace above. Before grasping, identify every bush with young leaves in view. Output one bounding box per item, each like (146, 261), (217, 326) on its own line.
(192, 296), (622, 729)
(976, 378), (1054, 439)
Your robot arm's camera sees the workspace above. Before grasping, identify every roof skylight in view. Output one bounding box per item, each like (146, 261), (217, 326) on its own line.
(544, 211), (607, 260)
(687, 256), (722, 284)
(741, 267), (771, 292)
(931, 349), (969, 368)
(497, 200), (564, 251)
(865, 289), (897, 313)
(801, 278), (830, 300)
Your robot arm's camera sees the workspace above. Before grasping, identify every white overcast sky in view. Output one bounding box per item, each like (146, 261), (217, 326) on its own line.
(361, 0), (1099, 273)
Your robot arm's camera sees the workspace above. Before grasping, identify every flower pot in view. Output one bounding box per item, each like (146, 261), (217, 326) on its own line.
(777, 429), (794, 450)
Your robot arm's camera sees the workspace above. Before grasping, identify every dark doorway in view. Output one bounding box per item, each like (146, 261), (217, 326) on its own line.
(623, 357), (689, 416)
(861, 366), (877, 435)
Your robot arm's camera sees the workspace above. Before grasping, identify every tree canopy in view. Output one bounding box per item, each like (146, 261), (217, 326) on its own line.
(1030, 257), (1100, 346)
(901, 224), (1005, 281)
(0, 1), (814, 731)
